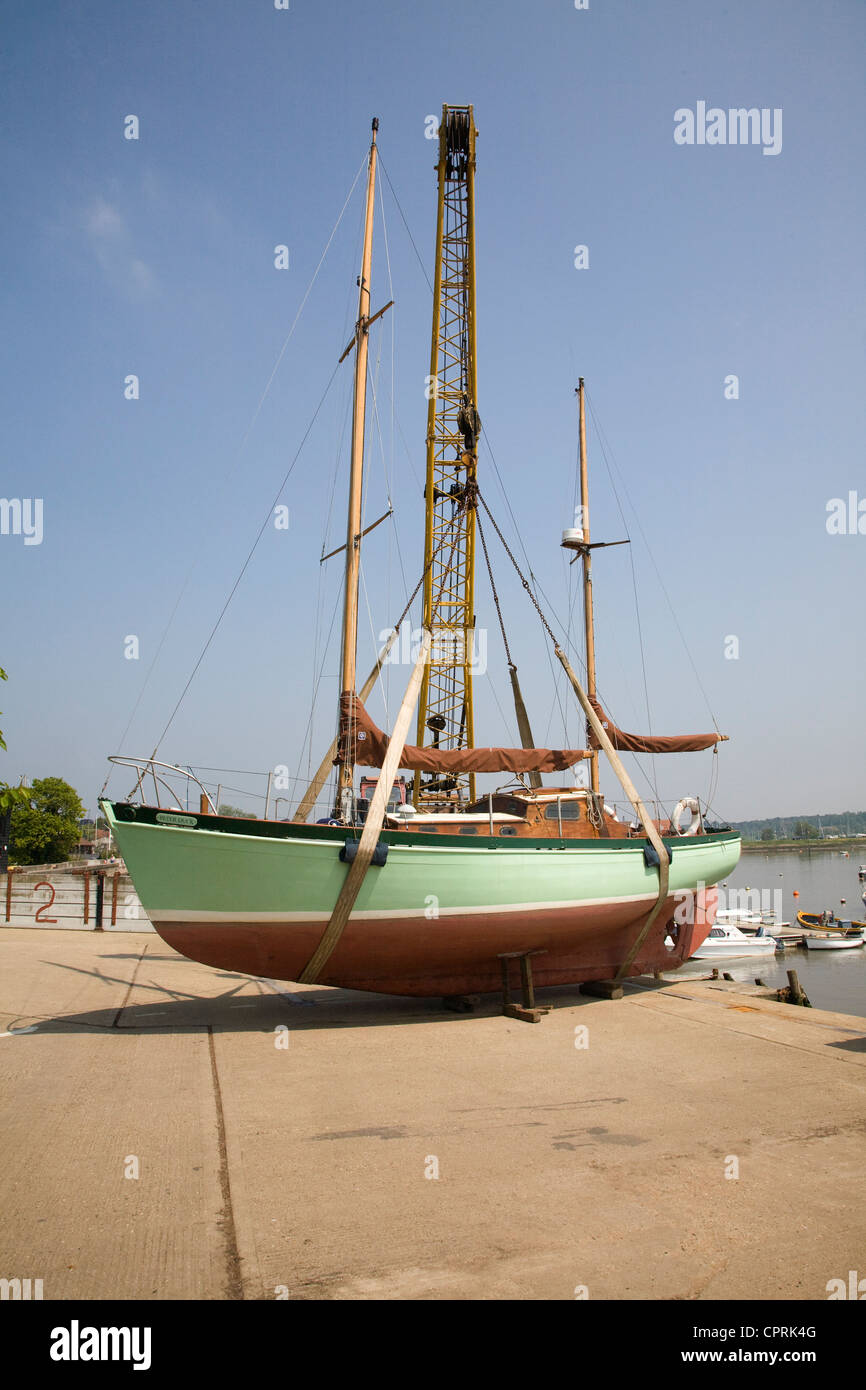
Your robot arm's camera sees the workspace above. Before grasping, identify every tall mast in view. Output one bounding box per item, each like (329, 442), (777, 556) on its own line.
(577, 378), (600, 795)
(336, 118), (379, 816)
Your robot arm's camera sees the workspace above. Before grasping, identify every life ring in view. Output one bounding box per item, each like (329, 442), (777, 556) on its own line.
(672, 796), (702, 836)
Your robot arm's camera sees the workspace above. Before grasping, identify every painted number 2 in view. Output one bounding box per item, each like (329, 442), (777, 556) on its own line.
(34, 881), (58, 923)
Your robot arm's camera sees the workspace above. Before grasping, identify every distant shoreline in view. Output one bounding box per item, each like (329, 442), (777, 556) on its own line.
(741, 837), (866, 853)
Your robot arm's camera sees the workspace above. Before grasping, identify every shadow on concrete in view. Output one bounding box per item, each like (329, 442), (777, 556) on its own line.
(14, 956), (601, 1035)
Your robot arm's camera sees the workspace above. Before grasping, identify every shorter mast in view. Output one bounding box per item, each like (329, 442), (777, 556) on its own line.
(335, 118), (379, 819)
(577, 379), (600, 795)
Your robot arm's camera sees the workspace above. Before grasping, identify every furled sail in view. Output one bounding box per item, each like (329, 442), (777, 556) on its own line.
(586, 697), (724, 754)
(336, 693), (590, 773)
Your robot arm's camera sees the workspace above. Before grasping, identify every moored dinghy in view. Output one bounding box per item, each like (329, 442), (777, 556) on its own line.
(798, 911), (865, 950)
(802, 932), (864, 951)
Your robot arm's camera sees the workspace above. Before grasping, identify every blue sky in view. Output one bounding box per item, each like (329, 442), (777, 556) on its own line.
(1, 0), (863, 822)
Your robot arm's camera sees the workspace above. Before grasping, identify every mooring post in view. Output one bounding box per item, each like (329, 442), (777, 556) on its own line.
(94, 871), (104, 932)
(786, 969), (810, 1007)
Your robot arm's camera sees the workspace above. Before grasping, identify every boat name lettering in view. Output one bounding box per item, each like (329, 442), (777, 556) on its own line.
(155, 813), (198, 828)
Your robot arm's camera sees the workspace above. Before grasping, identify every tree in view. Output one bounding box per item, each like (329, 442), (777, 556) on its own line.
(760, 827), (775, 841)
(0, 666), (29, 814)
(218, 803), (257, 820)
(9, 777), (86, 865)
(792, 820), (818, 841)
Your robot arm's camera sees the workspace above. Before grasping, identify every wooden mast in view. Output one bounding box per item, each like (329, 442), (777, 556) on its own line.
(335, 118), (379, 820)
(577, 378), (600, 796)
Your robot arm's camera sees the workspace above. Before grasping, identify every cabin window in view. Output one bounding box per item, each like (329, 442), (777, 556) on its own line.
(458, 826), (478, 835)
(498, 826), (517, 836)
(544, 801), (583, 821)
(416, 824), (438, 833)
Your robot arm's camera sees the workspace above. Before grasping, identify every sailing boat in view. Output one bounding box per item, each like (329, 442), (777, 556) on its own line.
(101, 110), (740, 998)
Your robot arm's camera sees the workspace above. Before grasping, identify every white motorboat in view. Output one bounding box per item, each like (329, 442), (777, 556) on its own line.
(803, 931), (865, 951)
(690, 922), (778, 959)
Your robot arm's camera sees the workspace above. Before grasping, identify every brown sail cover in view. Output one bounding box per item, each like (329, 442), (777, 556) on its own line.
(336, 693), (590, 773)
(587, 697), (723, 754)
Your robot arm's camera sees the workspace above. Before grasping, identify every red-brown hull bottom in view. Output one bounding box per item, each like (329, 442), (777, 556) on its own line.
(153, 891), (716, 997)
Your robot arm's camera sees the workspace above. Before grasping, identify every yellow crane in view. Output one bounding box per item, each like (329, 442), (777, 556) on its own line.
(414, 105), (480, 808)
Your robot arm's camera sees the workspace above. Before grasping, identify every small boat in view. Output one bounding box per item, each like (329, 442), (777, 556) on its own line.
(690, 922), (778, 959)
(797, 911), (866, 937)
(715, 907), (790, 933)
(803, 931), (864, 951)
(858, 864), (866, 882)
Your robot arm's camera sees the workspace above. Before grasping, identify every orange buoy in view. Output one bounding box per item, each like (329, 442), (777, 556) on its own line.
(793, 890), (799, 898)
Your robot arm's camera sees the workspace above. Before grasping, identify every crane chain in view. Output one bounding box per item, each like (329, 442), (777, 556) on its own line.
(475, 508), (514, 671)
(477, 492), (560, 649)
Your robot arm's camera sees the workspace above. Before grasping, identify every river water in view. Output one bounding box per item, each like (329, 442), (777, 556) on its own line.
(674, 846), (866, 1019)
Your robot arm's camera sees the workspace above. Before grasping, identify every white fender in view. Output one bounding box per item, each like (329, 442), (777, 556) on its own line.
(672, 796), (702, 836)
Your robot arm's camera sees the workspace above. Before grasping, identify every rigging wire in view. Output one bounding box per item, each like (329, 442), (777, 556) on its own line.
(480, 431), (574, 737)
(581, 389), (660, 799)
(380, 168), (396, 716)
(294, 155), (422, 814)
(479, 404), (716, 811)
(290, 583), (344, 811)
(487, 670), (518, 747)
(585, 388), (721, 734)
(102, 154), (369, 794)
(374, 167), (409, 601)
(150, 361), (343, 758)
(103, 580), (192, 791)
(480, 402), (716, 811)
(320, 388), (354, 556)
(378, 156), (435, 295)
(229, 152), (368, 474)
(312, 380), (354, 777)
(475, 510), (519, 746)
(475, 489), (696, 815)
(189, 763), (313, 777)
(543, 389), (583, 748)
(364, 172), (411, 724)
(295, 523), (462, 820)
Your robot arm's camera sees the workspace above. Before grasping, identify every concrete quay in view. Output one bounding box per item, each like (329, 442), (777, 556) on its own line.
(1, 927), (864, 1301)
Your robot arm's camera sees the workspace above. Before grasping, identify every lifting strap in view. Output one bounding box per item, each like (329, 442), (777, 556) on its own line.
(554, 647), (670, 980)
(297, 630), (432, 985)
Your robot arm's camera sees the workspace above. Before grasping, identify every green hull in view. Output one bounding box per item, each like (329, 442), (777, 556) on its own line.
(102, 802), (740, 995)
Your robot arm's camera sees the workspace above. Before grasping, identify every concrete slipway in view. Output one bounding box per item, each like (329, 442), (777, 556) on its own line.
(1, 927), (864, 1301)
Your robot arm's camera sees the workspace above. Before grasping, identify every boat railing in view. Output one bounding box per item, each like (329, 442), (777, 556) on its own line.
(105, 757), (346, 821)
(106, 756), (219, 815)
(609, 799), (694, 828)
